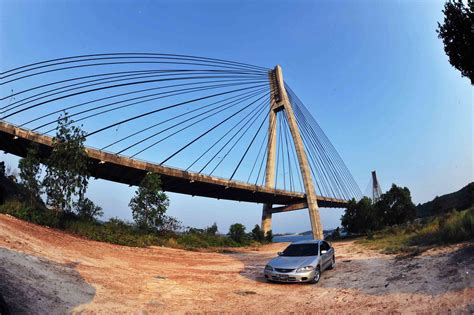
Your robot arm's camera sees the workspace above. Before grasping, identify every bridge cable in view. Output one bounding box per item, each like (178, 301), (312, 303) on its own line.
(126, 90), (269, 158)
(105, 87), (268, 152)
(160, 93), (270, 166)
(2, 70), (266, 113)
(0, 53), (268, 77)
(19, 77), (267, 127)
(0, 57), (268, 84)
(186, 91), (269, 172)
(36, 80), (268, 133)
(2, 75), (267, 119)
(206, 95), (271, 176)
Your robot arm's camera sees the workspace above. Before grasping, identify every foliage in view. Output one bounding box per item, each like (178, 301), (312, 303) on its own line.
(250, 224), (265, 242)
(43, 112), (90, 213)
(63, 217), (163, 247)
(18, 145), (42, 206)
(206, 222), (218, 236)
(129, 173), (172, 232)
(159, 215), (182, 233)
(376, 184), (417, 226)
(188, 222), (219, 235)
(0, 199), (59, 227)
(176, 231), (238, 249)
(358, 208), (474, 254)
(437, 0), (473, 83)
(410, 208), (474, 245)
(341, 184), (416, 234)
(0, 198), (162, 247)
(341, 197), (380, 233)
(75, 197), (103, 221)
(228, 223), (248, 244)
(0, 172), (249, 250)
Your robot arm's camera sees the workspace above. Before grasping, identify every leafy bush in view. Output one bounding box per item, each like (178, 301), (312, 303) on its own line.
(0, 198), (250, 249)
(342, 185), (417, 234)
(176, 223), (239, 248)
(0, 199), (59, 227)
(62, 217), (164, 247)
(228, 223), (248, 244)
(75, 197), (103, 221)
(250, 224), (264, 242)
(411, 208), (473, 245)
(0, 199), (163, 247)
(358, 208), (474, 254)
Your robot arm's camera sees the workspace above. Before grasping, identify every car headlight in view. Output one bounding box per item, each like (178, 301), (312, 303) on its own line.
(264, 264), (273, 271)
(296, 266), (314, 273)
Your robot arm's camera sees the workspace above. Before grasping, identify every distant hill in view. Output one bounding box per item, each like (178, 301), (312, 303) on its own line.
(417, 183), (474, 217)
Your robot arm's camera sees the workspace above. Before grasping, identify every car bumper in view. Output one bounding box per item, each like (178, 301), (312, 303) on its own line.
(264, 270), (315, 283)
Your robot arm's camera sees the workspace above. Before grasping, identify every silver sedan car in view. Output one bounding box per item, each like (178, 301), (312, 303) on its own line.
(264, 240), (335, 284)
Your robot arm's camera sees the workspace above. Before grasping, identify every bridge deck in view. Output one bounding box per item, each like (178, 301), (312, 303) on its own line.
(0, 121), (347, 208)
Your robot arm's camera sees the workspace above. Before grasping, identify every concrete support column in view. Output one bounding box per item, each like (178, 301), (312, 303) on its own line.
(274, 65), (323, 240)
(261, 71), (278, 236)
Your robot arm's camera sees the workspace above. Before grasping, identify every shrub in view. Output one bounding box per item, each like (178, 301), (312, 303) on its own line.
(250, 224), (265, 242)
(177, 228), (239, 249)
(228, 223), (248, 244)
(358, 208), (474, 254)
(0, 199), (59, 227)
(75, 197), (103, 221)
(411, 208), (474, 245)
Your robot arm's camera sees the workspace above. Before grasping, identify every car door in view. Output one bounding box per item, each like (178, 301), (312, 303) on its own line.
(319, 241), (331, 269)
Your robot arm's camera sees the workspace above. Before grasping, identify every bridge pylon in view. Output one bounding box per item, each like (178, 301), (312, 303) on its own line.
(261, 65), (323, 240)
(371, 170), (382, 202)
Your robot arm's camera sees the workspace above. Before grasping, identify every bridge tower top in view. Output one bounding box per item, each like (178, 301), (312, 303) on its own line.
(371, 170), (382, 202)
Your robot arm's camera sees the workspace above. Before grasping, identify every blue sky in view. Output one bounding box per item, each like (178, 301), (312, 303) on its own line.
(0, 0), (472, 233)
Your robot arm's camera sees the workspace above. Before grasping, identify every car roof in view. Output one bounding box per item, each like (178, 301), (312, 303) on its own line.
(290, 239), (322, 245)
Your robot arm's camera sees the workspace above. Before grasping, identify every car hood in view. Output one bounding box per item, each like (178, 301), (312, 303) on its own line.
(268, 255), (318, 269)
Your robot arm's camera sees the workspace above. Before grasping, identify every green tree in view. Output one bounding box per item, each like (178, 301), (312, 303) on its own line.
(250, 224), (265, 242)
(437, 0), (473, 83)
(228, 223), (247, 244)
(341, 197), (380, 233)
(375, 184), (416, 226)
(129, 173), (170, 232)
(18, 145), (42, 206)
(205, 222), (218, 235)
(43, 113), (90, 213)
(75, 197), (103, 221)
(160, 215), (181, 233)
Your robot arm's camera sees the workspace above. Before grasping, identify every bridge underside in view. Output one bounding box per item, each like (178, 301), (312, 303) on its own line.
(0, 121), (347, 209)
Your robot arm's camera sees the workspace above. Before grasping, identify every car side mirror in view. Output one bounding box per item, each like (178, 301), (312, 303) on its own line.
(277, 252), (283, 256)
(321, 250), (327, 255)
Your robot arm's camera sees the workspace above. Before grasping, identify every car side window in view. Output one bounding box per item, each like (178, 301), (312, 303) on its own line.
(320, 241), (330, 253)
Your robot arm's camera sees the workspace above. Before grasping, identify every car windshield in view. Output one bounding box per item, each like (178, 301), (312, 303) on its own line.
(281, 244), (319, 257)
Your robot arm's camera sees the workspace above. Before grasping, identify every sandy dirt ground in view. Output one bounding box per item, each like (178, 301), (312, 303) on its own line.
(0, 214), (472, 314)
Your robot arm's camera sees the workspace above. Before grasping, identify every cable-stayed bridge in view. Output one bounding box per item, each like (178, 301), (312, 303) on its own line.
(0, 53), (362, 239)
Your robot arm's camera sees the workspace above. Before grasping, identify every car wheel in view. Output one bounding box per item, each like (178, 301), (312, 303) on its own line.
(328, 256), (336, 270)
(309, 266), (321, 284)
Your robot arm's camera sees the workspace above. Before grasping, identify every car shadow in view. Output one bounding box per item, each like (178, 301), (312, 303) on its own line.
(227, 243), (474, 296)
(0, 248), (96, 314)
